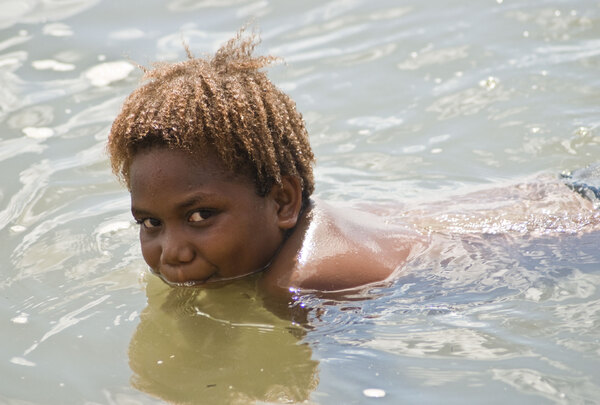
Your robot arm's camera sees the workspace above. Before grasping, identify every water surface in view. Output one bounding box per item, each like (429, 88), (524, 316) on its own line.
(1, 0), (600, 403)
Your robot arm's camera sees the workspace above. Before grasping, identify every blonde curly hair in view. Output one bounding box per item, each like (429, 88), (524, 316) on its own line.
(107, 28), (315, 201)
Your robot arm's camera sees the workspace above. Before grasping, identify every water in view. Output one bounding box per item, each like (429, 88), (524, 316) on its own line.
(1, 0), (600, 403)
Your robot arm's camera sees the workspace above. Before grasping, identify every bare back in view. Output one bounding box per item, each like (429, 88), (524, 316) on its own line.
(259, 176), (600, 295)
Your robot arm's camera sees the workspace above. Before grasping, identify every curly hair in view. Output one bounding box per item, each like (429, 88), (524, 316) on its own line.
(107, 28), (315, 202)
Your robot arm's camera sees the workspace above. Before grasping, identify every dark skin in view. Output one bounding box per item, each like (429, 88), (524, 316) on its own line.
(129, 147), (600, 298)
(129, 147), (421, 294)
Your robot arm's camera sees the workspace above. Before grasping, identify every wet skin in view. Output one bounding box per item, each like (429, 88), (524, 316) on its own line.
(129, 147), (419, 293)
(129, 147), (300, 286)
(130, 148), (599, 295)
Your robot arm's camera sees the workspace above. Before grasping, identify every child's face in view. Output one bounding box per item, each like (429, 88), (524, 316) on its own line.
(129, 147), (285, 286)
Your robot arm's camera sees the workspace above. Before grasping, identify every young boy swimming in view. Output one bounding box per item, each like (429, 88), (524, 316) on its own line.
(108, 29), (599, 294)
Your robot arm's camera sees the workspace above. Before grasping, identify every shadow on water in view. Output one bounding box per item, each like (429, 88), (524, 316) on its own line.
(128, 275), (319, 404)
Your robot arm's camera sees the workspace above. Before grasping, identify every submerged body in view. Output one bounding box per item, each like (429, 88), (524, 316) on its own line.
(130, 147), (600, 295)
(130, 147), (425, 294)
(111, 30), (600, 295)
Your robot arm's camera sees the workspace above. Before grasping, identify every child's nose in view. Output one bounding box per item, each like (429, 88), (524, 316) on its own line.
(160, 229), (195, 265)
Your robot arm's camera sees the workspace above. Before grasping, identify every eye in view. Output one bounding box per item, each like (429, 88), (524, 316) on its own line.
(137, 218), (161, 229)
(189, 210), (214, 223)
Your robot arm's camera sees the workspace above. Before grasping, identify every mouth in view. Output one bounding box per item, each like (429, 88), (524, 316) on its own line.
(149, 266), (266, 288)
(149, 266), (215, 287)
(149, 258), (275, 288)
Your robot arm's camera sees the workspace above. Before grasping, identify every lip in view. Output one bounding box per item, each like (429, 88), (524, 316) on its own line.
(154, 271), (246, 288)
(157, 274), (209, 287)
(151, 264), (216, 287)
(150, 265), (264, 288)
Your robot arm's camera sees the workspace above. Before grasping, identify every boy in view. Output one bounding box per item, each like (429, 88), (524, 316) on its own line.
(108, 29), (598, 294)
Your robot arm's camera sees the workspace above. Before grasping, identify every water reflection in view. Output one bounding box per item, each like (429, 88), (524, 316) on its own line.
(129, 276), (319, 404)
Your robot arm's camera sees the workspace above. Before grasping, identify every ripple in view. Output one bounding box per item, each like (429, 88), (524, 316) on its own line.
(426, 81), (511, 120)
(108, 28), (146, 40)
(22, 127), (55, 139)
(0, 0), (100, 30)
(42, 23), (73, 37)
(398, 46), (470, 70)
(0, 33), (31, 53)
(0, 137), (46, 163)
(364, 328), (521, 360)
(32, 59), (76, 72)
(347, 115), (403, 131)
(272, 24), (368, 63)
(506, 8), (594, 41)
(7, 105), (54, 128)
(0, 50), (27, 116)
(491, 369), (565, 402)
(405, 366), (480, 387)
(167, 0), (249, 11)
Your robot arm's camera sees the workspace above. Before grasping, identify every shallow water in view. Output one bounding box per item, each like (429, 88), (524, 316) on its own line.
(1, 0), (600, 404)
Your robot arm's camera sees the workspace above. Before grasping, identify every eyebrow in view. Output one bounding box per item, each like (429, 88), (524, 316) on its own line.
(131, 191), (217, 217)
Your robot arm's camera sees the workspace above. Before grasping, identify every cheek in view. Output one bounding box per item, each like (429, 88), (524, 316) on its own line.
(237, 214), (281, 262)
(139, 234), (160, 269)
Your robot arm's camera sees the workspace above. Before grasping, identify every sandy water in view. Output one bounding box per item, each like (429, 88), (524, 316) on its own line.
(1, 0), (600, 403)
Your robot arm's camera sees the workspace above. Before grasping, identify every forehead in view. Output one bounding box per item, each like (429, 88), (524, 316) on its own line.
(129, 147), (251, 199)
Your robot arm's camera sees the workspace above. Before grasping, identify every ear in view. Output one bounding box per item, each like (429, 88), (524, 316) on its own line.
(269, 175), (303, 230)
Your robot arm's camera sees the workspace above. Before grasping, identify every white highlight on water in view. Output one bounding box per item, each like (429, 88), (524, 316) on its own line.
(11, 313), (28, 324)
(10, 357), (36, 367)
(84, 61), (134, 87)
(363, 388), (386, 398)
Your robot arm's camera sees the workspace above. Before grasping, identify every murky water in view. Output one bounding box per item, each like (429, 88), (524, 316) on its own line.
(1, 0), (600, 403)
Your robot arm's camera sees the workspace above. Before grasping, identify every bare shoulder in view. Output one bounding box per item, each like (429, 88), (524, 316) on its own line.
(261, 199), (428, 292)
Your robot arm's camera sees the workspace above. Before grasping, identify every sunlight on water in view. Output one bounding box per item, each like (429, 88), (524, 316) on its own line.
(1, 0), (599, 403)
